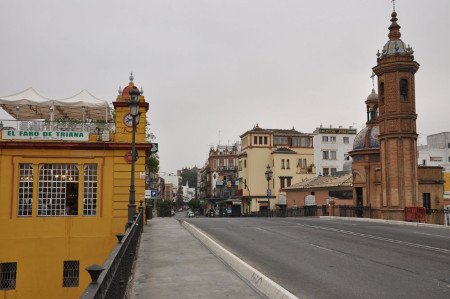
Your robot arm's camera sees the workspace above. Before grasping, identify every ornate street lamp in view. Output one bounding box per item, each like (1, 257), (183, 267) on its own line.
(265, 165), (273, 216)
(128, 86), (141, 225)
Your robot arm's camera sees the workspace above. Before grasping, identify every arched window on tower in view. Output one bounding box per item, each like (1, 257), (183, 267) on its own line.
(380, 82), (385, 104)
(400, 79), (408, 101)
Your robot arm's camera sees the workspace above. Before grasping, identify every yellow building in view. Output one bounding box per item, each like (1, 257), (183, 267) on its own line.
(0, 75), (151, 298)
(238, 125), (315, 212)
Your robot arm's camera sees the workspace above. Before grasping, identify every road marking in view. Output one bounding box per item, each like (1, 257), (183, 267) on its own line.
(310, 224), (450, 254)
(309, 243), (343, 255)
(281, 221), (450, 254)
(412, 231), (450, 239)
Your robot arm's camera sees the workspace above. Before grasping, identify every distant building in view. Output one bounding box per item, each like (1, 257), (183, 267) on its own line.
(313, 125), (357, 175)
(418, 132), (450, 203)
(164, 183), (174, 202)
(284, 173), (354, 208)
(238, 125), (315, 213)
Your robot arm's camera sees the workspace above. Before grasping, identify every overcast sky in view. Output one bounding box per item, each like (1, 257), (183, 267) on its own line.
(1, 0), (449, 173)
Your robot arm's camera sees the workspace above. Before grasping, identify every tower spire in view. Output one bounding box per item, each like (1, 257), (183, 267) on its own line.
(388, 9), (401, 40)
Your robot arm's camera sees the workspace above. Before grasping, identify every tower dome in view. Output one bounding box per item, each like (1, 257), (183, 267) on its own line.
(366, 89), (378, 101)
(352, 125), (379, 151)
(378, 11), (414, 58)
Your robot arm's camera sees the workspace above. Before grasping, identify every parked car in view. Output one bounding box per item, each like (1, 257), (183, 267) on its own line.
(187, 210), (195, 218)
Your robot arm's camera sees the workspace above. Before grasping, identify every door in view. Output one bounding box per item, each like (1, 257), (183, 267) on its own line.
(356, 187), (363, 217)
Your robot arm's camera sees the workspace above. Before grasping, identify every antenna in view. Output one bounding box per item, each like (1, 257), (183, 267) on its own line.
(392, 0), (396, 12)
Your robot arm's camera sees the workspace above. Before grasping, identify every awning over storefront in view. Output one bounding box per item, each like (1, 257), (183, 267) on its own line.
(0, 88), (110, 121)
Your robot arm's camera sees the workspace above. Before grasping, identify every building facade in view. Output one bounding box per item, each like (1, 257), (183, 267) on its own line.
(313, 125), (357, 176)
(238, 125), (315, 212)
(418, 132), (450, 204)
(0, 75), (151, 298)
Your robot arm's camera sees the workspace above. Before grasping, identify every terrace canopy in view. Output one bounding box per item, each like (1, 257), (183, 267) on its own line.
(0, 88), (110, 121)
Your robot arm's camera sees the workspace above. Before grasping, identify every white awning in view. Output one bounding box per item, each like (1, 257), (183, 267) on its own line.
(0, 88), (110, 121)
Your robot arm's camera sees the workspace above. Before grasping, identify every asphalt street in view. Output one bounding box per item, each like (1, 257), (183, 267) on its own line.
(185, 217), (450, 299)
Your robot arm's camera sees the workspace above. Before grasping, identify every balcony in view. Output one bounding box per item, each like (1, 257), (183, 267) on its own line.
(215, 165), (236, 171)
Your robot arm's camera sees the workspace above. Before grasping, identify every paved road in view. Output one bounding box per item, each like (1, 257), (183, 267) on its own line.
(186, 217), (450, 299)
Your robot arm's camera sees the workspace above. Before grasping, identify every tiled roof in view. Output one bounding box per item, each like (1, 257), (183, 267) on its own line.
(285, 173), (352, 190)
(240, 126), (311, 138)
(272, 147), (297, 154)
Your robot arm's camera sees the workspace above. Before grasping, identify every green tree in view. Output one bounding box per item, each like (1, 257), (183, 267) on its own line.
(147, 154), (159, 173)
(179, 167), (197, 188)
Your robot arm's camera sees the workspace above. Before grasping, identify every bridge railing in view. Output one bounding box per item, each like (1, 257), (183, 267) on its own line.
(81, 207), (144, 299)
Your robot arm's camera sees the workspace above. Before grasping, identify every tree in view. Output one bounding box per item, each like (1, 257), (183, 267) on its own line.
(147, 154), (159, 174)
(179, 167), (197, 187)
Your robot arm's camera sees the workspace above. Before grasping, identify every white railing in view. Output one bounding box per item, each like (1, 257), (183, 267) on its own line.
(0, 119), (115, 134)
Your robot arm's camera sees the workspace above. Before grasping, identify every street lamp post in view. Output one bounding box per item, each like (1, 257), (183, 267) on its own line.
(265, 165), (273, 217)
(128, 86), (141, 226)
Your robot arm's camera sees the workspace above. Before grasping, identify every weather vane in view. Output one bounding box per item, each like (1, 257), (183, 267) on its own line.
(392, 0), (396, 12)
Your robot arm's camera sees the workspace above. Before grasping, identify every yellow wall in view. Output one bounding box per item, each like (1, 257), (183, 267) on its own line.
(0, 97), (148, 298)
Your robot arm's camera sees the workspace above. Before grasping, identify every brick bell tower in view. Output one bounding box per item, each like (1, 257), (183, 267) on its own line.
(372, 8), (420, 214)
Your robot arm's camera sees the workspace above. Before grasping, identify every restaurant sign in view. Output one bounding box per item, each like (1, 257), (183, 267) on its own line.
(2, 130), (89, 141)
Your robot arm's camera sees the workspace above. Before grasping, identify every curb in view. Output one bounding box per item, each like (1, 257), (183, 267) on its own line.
(181, 221), (299, 299)
(319, 216), (450, 230)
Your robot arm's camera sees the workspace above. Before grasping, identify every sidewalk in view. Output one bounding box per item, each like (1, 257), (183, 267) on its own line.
(131, 217), (264, 299)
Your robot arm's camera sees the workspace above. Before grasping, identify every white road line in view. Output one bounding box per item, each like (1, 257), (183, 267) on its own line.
(307, 224), (450, 254)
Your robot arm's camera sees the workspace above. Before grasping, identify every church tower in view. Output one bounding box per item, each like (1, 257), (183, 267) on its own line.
(372, 8), (420, 214)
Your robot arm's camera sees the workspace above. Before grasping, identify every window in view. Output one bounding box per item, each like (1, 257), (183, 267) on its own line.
(331, 168), (337, 174)
(264, 136), (268, 145)
(330, 136), (336, 142)
(422, 193), (431, 210)
(259, 136), (263, 144)
(448, 143), (450, 149)
(286, 159), (290, 169)
(380, 82), (385, 103)
(280, 178), (285, 189)
(343, 137), (349, 144)
(244, 160), (246, 168)
(292, 137), (309, 147)
(83, 164), (98, 216)
(322, 136), (329, 142)
(281, 159), (285, 169)
(38, 164), (79, 216)
(400, 79), (408, 101)
(18, 164), (33, 216)
(287, 177), (292, 187)
(63, 261), (79, 287)
(323, 168), (329, 176)
(0, 263), (17, 290)
(330, 151), (337, 160)
(448, 157), (450, 163)
(254, 136), (257, 145)
(322, 151), (329, 160)
(274, 136), (288, 145)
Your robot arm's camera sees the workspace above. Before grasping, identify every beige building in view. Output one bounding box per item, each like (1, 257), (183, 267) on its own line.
(238, 125), (315, 212)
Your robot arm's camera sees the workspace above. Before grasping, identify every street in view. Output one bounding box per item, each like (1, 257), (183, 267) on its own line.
(185, 217), (450, 299)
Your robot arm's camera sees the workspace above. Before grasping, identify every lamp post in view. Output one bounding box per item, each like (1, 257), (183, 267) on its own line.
(128, 86), (141, 225)
(265, 165), (273, 217)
